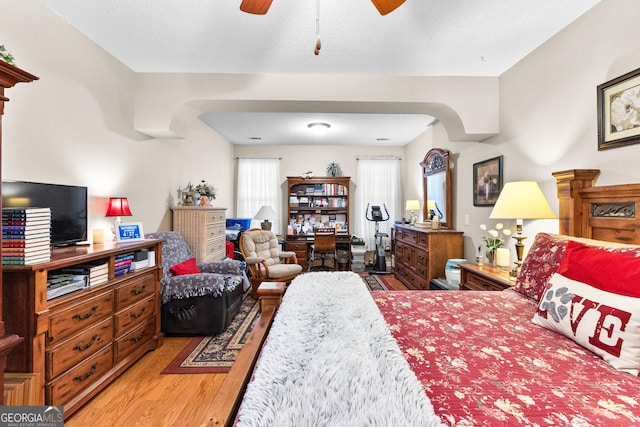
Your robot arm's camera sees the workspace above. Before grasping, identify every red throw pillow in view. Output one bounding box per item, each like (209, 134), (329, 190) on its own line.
(170, 258), (201, 276)
(557, 241), (640, 297)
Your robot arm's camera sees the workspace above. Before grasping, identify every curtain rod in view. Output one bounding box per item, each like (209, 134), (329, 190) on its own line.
(356, 155), (401, 160)
(234, 157), (282, 160)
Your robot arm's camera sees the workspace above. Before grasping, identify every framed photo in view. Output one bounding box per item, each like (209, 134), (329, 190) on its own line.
(597, 67), (640, 150)
(473, 156), (503, 207)
(115, 222), (145, 243)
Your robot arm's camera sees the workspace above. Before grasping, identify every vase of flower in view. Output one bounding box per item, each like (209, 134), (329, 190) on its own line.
(486, 249), (496, 266)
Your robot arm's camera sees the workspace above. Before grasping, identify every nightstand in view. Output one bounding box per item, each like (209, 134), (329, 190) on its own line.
(459, 263), (514, 291)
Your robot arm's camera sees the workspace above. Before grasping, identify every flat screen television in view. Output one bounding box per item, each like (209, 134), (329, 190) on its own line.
(2, 180), (88, 247)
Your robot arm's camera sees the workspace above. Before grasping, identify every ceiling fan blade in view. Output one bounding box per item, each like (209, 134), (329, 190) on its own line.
(240, 0), (273, 15)
(371, 0), (406, 15)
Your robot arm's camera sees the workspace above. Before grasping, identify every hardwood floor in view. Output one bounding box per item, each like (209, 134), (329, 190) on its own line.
(64, 273), (407, 426)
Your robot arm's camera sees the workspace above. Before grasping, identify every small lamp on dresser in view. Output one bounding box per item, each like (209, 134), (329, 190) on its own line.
(106, 197), (132, 227)
(405, 200), (420, 225)
(489, 181), (556, 274)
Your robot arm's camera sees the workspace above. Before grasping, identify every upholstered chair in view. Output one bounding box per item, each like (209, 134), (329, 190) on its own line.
(239, 228), (303, 297)
(146, 231), (248, 335)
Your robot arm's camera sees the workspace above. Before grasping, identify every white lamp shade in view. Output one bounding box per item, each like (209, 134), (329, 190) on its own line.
(489, 181), (556, 220)
(405, 200), (420, 211)
(254, 205), (277, 220)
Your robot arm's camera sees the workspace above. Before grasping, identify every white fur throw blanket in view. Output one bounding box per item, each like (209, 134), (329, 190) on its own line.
(236, 271), (444, 427)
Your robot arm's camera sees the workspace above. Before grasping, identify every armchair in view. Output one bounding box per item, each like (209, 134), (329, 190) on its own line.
(146, 231), (248, 336)
(239, 228), (303, 297)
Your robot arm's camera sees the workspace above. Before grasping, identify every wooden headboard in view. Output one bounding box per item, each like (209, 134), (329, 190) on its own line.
(554, 169), (640, 244)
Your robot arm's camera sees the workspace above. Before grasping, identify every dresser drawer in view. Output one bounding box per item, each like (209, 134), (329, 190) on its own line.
(47, 344), (113, 405)
(115, 295), (155, 336)
(115, 271), (156, 310)
(49, 291), (113, 344)
(205, 222), (225, 240)
(205, 236), (226, 261)
(462, 272), (507, 291)
(46, 317), (113, 379)
(115, 317), (156, 362)
(206, 210), (225, 224)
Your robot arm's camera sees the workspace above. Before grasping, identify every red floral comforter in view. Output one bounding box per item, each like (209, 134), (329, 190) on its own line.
(373, 290), (640, 426)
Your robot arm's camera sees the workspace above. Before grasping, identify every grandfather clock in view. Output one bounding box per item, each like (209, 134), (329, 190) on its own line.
(0, 60), (38, 404)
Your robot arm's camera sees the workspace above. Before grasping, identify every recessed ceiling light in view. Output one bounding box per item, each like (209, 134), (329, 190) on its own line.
(308, 122), (331, 135)
(249, 136), (262, 140)
(377, 138), (390, 141)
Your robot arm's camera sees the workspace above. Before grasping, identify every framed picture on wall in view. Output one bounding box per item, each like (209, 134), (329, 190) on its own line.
(597, 67), (640, 150)
(473, 156), (503, 206)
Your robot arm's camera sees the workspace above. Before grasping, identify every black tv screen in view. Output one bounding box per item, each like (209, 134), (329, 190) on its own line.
(2, 180), (88, 247)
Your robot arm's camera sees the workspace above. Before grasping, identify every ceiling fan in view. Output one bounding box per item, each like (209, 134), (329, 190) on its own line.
(240, 0), (406, 16)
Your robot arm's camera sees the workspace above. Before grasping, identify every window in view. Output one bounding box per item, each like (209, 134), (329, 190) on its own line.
(236, 158), (281, 234)
(355, 158), (401, 250)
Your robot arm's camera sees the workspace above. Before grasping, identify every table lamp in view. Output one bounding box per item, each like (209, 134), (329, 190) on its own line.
(106, 197), (132, 227)
(489, 181), (556, 274)
(254, 205), (277, 231)
(405, 200), (420, 225)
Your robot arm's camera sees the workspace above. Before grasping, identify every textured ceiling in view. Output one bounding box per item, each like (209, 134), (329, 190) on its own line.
(40, 0), (600, 145)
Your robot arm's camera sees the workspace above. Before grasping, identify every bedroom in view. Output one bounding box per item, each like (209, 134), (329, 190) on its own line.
(2, 0), (640, 424)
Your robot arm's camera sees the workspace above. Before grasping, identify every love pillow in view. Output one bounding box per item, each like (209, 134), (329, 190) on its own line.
(170, 257), (201, 276)
(532, 272), (640, 375)
(557, 241), (640, 297)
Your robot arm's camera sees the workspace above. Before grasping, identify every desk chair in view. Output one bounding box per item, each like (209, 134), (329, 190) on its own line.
(310, 227), (337, 271)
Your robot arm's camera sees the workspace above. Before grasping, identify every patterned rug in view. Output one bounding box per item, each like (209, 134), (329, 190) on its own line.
(161, 295), (259, 374)
(162, 274), (392, 374)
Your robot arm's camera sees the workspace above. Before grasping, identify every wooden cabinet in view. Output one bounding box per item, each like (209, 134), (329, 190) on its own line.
(2, 239), (163, 418)
(0, 61), (39, 404)
(459, 263), (514, 291)
(393, 224), (463, 290)
(172, 206), (226, 262)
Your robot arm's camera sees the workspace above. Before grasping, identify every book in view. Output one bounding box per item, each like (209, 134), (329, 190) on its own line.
(2, 224), (51, 232)
(2, 238), (51, 248)
(2, 248), (51, 258)
(2, 219), (51, 226)
(2, 207), (51, 214)
(3, 255), (51, 265)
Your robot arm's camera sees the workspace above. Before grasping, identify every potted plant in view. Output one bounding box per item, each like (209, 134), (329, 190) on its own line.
(0, 45), (16, 65)
(326, 162), (341, 177)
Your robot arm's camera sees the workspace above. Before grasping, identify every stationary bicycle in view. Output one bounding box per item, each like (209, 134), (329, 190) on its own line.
(365, 203), (391, 274)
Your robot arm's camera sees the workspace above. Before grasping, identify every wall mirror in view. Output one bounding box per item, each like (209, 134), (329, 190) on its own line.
(421, 148), (453, 229)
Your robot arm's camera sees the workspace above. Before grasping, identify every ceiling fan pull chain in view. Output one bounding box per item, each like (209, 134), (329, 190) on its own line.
(314, 0), (321, 55)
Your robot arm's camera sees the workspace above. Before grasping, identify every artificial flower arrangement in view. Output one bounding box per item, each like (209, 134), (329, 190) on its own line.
(194, 180), (216, 199)
(479, 223), (511, 262)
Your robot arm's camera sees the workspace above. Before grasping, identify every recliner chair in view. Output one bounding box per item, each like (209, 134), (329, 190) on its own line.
(146, 231), (247, 336)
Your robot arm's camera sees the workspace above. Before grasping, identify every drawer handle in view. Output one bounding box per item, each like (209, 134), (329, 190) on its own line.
(73, 363), (97, 382)
(130, 331), (147, 343)
(73, 306), (98, 320)
(129, 308), (146, 319)
(73, 335), (98, 352)
(131, 285), (147, 295)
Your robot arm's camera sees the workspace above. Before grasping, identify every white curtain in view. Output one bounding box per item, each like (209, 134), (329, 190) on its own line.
(236, 158), (281, 234)
(355, 158), (402, 250)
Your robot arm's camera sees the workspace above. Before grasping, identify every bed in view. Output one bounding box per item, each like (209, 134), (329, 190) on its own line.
(202, 169), (640, 426)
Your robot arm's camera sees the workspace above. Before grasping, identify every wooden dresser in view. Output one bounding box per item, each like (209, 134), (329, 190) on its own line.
(393, 224), (464, 290)
(172, 206), (226, 262)
(2, 239), (163, 418)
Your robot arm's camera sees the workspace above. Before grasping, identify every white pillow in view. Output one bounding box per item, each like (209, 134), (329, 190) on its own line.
(532, 272), (640, 375)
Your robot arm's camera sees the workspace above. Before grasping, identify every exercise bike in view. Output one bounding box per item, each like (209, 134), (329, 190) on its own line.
(365, 203), (391, 274)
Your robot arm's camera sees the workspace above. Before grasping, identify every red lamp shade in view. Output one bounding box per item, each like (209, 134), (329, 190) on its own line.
(105, 197), (132, 217)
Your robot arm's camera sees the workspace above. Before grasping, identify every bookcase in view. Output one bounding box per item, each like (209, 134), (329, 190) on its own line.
(2, 239), (163, 418)
(286, 176), (351, 269)
(0, 61), (39, 405)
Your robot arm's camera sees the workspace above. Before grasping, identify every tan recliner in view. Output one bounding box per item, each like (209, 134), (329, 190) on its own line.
(239, 228), (303, 297)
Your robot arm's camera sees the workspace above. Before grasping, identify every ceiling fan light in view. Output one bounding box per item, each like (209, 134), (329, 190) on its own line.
(308, 122), (331, 135)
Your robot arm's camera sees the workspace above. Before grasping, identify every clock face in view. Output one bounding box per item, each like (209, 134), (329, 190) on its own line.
(116, 223), (145, 242)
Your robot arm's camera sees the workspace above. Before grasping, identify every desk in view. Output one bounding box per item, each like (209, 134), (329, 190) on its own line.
(285, 234), (352, 270)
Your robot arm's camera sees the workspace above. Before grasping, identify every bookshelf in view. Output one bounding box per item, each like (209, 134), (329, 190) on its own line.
(286, 176), (351, 270)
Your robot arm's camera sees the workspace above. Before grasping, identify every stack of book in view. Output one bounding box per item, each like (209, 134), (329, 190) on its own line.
(2, 207), (52, 265)
(114, 252), (134, 276)
(59, 261), (109, 287)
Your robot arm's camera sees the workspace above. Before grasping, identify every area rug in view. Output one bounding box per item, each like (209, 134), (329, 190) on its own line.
(360, 273), (393, 291)
(161, 295), (259, 374)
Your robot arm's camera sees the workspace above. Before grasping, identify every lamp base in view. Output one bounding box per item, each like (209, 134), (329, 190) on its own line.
(261, 220), (272, 231)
